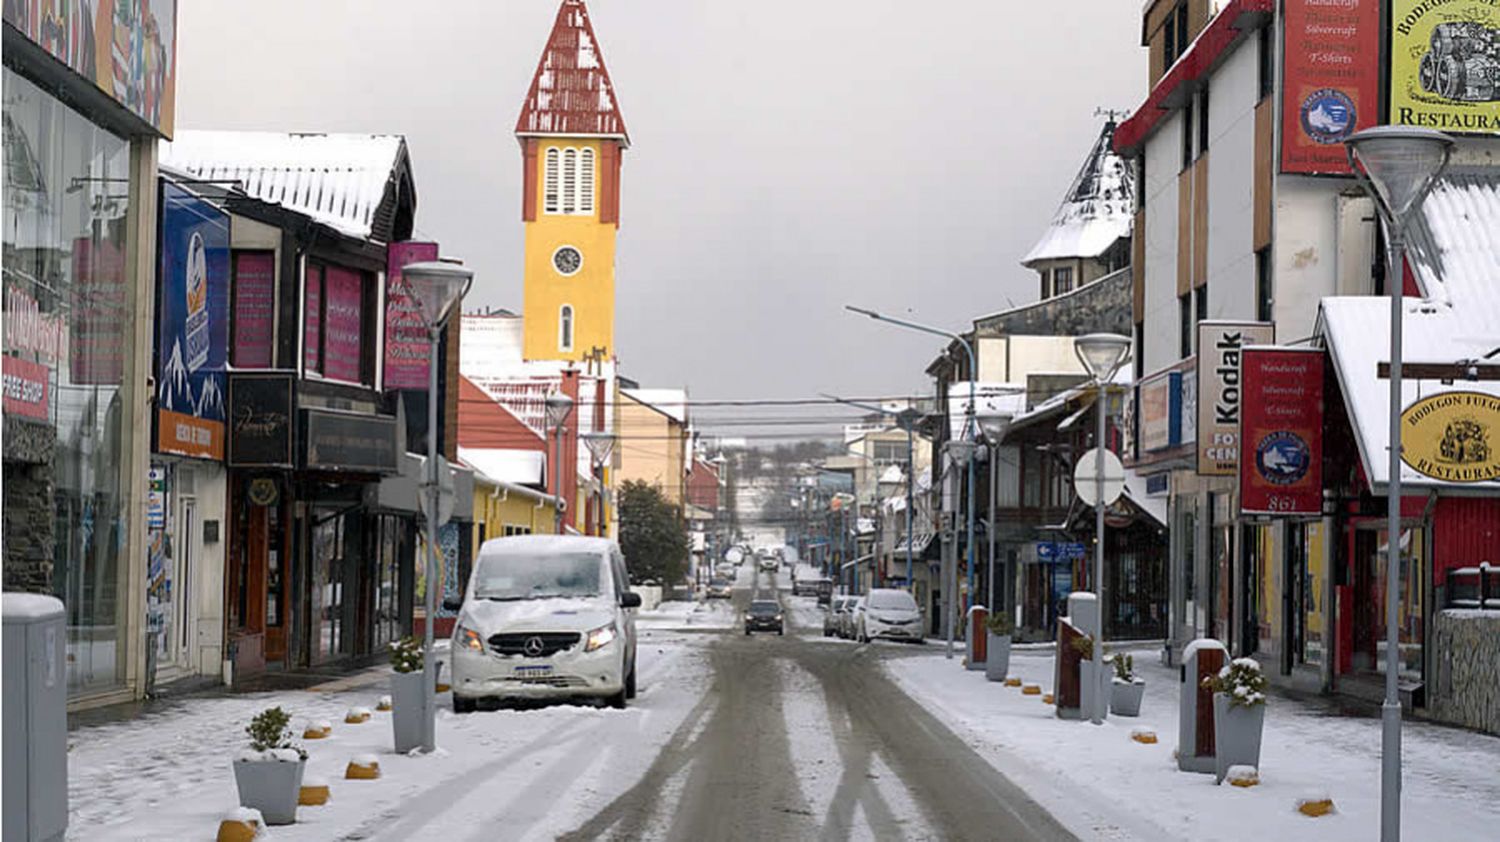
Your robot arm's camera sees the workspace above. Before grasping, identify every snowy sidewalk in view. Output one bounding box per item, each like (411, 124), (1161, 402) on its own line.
(883, 646), (1500, 842)
(65, 634), (710, 841)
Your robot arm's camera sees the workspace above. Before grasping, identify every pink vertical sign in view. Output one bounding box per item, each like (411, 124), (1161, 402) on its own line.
(303, 266), (321, 373)
(385, 241), (439, 390)
(232, 251), (275, 368)
(322, 266), (364, 383)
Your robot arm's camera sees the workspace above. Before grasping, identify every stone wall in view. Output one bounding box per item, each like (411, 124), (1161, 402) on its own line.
(2, 415), (56, 594)
(1430, 609), (1500, 736)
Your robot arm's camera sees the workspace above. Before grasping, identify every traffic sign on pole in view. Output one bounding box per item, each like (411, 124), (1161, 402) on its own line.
(1073, 448), (1125, 507)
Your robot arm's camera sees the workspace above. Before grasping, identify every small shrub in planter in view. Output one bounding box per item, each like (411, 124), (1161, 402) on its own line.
(233, 707), (307, 825)
(389, 636), (428, 753)
(1070, 634), (1095, 660)
(984, 613), (1014, 682)
(1110, 653), (1146, 716)
(1203, 657), (1268, 783)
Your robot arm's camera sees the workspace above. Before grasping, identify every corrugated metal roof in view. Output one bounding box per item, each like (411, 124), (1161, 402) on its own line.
(161, 131), (407, 240)
(1320, 170), (1500, 492)
(1022, 121), (1134, 265)
(515, 0), (629, 144)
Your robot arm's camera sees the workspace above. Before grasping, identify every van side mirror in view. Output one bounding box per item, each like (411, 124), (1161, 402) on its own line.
(442, 597), (463, 612)
(620, 592), (643, 609)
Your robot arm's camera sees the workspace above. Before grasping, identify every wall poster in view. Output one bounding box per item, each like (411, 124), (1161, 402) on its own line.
(156, 181), (229, 460)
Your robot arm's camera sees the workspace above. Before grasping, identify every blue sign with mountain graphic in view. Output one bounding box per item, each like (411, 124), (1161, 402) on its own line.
(156, 181), (229, 459)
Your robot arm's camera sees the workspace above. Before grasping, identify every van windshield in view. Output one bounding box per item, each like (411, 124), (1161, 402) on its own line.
(474, 552), (604, 601)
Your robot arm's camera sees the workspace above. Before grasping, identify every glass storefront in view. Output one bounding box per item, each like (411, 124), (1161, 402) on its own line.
(3, 67), (133, 696)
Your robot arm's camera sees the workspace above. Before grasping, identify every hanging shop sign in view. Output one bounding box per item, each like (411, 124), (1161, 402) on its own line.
(2, 0), (179, 136)
(156, 182), (229, 460)
(385, 241), (439, 390)
(1197, 321), (1274, 476)
(227, 373), (295, 468)
(1400, 391), (1500, 483)
(322, 266), (364, 383)
(303, 408), (399, 474)
(231, 251), (275, 368)
(1239, 347), (1324, 515)
(1281, 0), (1382, 174)
(1390, 1), (1500, 135)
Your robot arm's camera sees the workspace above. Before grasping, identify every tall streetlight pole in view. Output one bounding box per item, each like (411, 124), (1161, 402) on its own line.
(978, 413), (1013, 617)
(1074, 333), (1132, 727)
(399, 260), (474, 754)
(545, 392), (575, 535)
(846, 305), (978, 645)
(1345, 125), (1453, 842)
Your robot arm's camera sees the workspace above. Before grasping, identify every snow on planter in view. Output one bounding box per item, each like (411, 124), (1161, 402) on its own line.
(239, 748), (303, 763)
(1296, 793), (1336, 817)
(215, 807), (265, 842)
(299, 775), (331, 806)
(344, 707), (373, 724)
(1131, 727), (1158, 744)
(1227, 765), (1259, 787)
(345, 754), (381, 779)
(376, 695), (393, 711)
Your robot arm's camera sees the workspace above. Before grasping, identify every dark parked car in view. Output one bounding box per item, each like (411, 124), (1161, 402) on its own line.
(745, 600), (784, 635)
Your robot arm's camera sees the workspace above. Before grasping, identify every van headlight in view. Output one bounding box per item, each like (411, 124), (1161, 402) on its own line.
(456, 625), (484, 652)
(585, 624), (616, 652)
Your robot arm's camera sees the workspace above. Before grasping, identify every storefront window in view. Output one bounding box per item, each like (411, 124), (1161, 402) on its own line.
(1303, 522), (1327, 668)
(3, 67), (132, 697)
(1374, 526), (1426, 682)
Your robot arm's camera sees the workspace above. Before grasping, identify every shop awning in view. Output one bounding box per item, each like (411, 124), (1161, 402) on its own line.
(1319, 170), (1500, 493)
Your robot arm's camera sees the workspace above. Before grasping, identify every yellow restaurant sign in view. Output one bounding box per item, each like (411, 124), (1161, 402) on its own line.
(1400, 391), (1500, 482)
(1390, 0), (1500, 135)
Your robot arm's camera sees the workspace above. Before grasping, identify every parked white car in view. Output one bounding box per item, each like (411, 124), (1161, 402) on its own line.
(840, 596), (865, 639)
(856, 588), (923, 643)
(448, 535), (640, 712)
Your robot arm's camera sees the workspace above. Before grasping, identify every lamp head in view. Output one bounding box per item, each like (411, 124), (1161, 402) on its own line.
(401, 260), (474, 330)
(1073, 333), (1133, 383)
(544, 392), (575, 428)
(1343, 125), (1454, 226)
(581, 430), (616, 464)
(945, 438), (977, 461)
(978, 412), (1013, 444)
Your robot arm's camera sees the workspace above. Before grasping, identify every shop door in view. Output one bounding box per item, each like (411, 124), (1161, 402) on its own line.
(1352, 530), (1378, 672)
(176, 498), (197, 669)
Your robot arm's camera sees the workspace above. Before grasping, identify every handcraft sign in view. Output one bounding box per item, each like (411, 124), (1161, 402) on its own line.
(1400, 391), (1500, 482)
(1280, 0), (1381, 174)
(1197, 322), (1274, 476)
(1239, 347), (1324, 515)
(1390, 0), (1500, 135)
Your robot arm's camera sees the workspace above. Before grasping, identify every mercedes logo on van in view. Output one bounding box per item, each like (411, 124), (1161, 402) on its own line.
(523, 636), (545, 657)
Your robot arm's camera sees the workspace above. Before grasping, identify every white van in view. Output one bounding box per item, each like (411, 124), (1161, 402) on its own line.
(447, 535), (640, 711)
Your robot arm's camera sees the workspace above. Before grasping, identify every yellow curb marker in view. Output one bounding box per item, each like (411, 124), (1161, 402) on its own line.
(299, 783), (332, 806)
(345, 757), (381, 780)
(215, 818), (260, 842)
(1004, 677), (1022, 687)
(1021, 684), (1041, 696)
(1042, 693), (1055, 704)
(1297, 797), (1335, 817)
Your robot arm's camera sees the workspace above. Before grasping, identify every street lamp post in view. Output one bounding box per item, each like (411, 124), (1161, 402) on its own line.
(398, 260), (474, 754)
(978, 413), (1012, 620)
(582, 430), (617, 536)
(545, 392), (575, 536)
(1073, 333), (1131, 727)
(846, 305), (978, 656)
(943, 437), (977, 658)
(1345, 125), (1453, 842)
(896, 408), (923, 590)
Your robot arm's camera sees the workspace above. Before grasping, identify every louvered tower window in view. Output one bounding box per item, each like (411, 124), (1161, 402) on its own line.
(544, 147), (560, 213)
(561, 148), (578, 214)
(578, 148), (595, 213)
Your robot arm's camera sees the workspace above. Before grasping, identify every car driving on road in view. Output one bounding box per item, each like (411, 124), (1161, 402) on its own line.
(448, 535), (641, 711)
(707, 577), (733, 599)
(745, 599), (784, 635)
(855, 588), (923, 643)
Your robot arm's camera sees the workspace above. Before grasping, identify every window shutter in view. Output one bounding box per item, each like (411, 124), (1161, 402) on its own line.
(579, 148), (595, 214)
(544, 148), (560, 214)
(562, 148), (577, 214)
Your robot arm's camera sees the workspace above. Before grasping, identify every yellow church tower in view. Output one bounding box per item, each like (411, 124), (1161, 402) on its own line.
(516, 0), (629, 363)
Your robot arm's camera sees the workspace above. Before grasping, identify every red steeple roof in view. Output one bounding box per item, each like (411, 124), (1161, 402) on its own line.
(515, 0), (629, 145)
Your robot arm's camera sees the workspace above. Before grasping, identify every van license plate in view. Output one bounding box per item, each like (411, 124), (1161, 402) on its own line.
(515, 665), (553, 677)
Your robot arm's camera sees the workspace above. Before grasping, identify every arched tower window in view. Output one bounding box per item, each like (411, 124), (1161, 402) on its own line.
(543, 147), (560, 214)
(559, 304), (574, 352)
(561, 148), (578, 214)
(578, 148), (595, 214)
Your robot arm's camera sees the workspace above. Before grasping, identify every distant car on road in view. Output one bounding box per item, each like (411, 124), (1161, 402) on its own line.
(707, 578), (733, 599)
(758, 557), (778, 573)
(856, 588), (923, 643)
(744, 599), (784, 635)
(823, 596), (850, 637)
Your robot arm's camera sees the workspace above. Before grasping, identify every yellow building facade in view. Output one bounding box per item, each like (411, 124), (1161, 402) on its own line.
(471, 475), (562, 547)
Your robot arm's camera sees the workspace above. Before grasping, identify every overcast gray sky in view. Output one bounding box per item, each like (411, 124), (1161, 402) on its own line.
(177, 0), (1143, 417)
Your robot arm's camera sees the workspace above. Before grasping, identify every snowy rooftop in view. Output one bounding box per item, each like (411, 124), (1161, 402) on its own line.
(515, 0), (629, 144)
(1320, 170), (1500, 492)
(458, 446), (547, 489)
(162, 130), (408, 240)
(1022, 121), (1134, 266)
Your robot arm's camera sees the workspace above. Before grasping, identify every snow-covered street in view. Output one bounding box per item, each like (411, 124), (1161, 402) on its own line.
(884, 644), (1500, 841)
